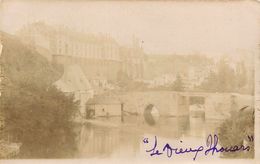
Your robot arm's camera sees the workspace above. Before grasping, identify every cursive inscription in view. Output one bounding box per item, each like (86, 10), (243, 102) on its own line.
(143, 134), (251, 161)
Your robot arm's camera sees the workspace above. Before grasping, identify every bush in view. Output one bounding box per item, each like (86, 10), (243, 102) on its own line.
(218, 107), (254, 158)
(2, 84), (79, 158)
(1, 32), (79, 158)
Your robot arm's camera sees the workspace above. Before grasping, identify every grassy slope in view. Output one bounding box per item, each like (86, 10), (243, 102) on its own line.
(1, 31), (62, 87)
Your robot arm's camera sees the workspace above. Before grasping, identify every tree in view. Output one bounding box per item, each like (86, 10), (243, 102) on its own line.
(1, 32), (79, 158)
(172, 74), (184, 91)
(116, 70), (131, 88)
(2, 84), (79, 158)
(219, 107), (254, 158)
(198, 70), (218, 92)
(198, 57), (237, 92)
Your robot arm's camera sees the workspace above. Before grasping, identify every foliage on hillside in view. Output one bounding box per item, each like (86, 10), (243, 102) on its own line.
(1, 32), (78, 158)
(197, 57), (254, 94)
(1, 32), (62, 88)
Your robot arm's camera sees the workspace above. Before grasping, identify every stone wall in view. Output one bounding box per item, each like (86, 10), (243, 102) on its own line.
(118, 91), (189, 116)
(116, 91), (253, 118)
(53, 55), (121, 82)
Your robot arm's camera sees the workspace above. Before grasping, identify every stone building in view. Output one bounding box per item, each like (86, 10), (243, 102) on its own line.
(143, 55), (215, 90)
(120, 42), (144, 80)
(54, 65), (94, 118)
(17, 22), (145, 84)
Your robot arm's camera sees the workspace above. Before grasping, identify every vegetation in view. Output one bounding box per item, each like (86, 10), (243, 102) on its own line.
(198, 57), (254, 94)
(1, 32), (78, 158)
(171, 74), (184, 91)
(218, 107), (254, 158)
(116, 70), (148, 91)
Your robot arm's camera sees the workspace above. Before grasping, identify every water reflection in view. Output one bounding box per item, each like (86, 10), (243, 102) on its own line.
(75, 116), (223, 158)
(77, 124), (121, 158)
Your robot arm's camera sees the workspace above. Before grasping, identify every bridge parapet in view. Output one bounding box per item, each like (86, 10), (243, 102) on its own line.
(116, 91), (253, 119)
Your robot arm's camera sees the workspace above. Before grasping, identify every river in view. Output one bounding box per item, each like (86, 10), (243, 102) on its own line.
(74, 116), (224, 160)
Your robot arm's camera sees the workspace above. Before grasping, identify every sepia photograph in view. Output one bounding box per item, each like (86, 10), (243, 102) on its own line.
(0, 0), (260, 163)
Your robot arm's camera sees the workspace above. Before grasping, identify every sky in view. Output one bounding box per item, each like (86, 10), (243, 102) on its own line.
(0, 0), (260, 57)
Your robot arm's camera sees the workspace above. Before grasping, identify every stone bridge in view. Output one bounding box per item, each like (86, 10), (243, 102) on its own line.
(117, 91), (253, 119)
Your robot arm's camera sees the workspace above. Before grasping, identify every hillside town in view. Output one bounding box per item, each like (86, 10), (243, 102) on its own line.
(0, 21), (256, 159)
(14, 22), (254, 118)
